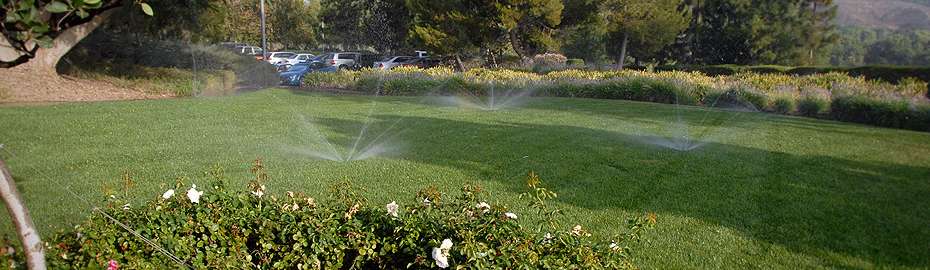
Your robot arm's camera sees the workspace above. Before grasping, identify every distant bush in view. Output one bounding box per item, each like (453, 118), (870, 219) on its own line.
(772, 94), (797, 114)
(303, 70), (360, 89)
(745, 65), (792, 74)
(797, 96), (829, 117)
(845, 66), (930, 84)
(530, 53), (568, 73)
(60, 30), (279, 95)
(830, 96), (930, 131)
(704, 85), (769, 111)
(785, 66), (845, 76)
(661, 65), (930, 86)
(567, 58), (585, 68)
(17, 162), (655, 269)
(656, 65), (739, 76)
(795, 88), (831, 117)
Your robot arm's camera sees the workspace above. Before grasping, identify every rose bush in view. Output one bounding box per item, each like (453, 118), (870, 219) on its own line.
(0, 160), (655, 269)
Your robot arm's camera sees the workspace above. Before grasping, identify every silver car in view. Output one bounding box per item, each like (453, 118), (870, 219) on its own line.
(374, 56), (415, 70)
(320, 52), (361, 70)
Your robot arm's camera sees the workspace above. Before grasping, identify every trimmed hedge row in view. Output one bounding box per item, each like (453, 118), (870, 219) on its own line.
(302, 68), (930, 132)
(830, 96), (930, 131)
(657, 65), (930, 84)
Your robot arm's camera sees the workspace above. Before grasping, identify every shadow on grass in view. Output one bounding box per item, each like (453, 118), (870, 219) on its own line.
(305, 113), (930, 268)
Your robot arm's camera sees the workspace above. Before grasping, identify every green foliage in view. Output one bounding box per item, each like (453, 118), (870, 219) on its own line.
(772, 95), (797, 114)
(500, 0), (564, 57)
(405, 0), (564, 64)
(745, 65), (793, 74)
(559, 18), (609, 65)
(660, 65), (930, 85)
(828, 27), (930, 67)
(656, 65), (741, 76)
(0, 0), (154, 66)
(302, 70), (361, 89)
(566, 58), (585, 67)
(320, 0), (410, 52)
(269, 0), (320, 50)
(601, 0), (690, 64)
(406, 0), (503, 57)
(676, 0), (837, 66)
(703, 85), (769, 111)
(32, 164), (653, 269)
(844, 66), (930, 85)
(797, 96), (829, 117)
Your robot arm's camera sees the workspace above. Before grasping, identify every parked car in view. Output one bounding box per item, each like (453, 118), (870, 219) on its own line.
(399, 57), (441, 69)
(279, 62), (337, 86)
(278, 54), (324, 72)
(319, 52), (362, 70)
(415, 50), (429, 58)
(279, 53), (315, 67)
(235, 46), (265, 60)
(235, 46), (263, 56)
(218, 42), (248, 50)
(266, 52), (297, 65)
(373, 56), (415, 70)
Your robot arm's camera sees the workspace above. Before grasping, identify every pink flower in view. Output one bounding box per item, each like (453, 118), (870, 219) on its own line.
(107, 260), (119, 270)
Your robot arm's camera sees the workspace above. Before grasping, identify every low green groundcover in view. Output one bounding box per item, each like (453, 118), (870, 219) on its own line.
(1, 161), (653, 269)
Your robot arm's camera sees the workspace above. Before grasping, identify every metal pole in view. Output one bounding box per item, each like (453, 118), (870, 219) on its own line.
(260, 0), (267, 60)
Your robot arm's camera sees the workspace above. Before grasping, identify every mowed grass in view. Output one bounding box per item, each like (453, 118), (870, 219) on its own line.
(1, 89), (929, 269)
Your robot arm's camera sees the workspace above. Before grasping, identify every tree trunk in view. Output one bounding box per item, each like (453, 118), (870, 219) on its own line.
(509, 30), (525, 59)
(618, 33), (629, 70)
(808, 1), (819, 65)
(3, 9), (117, 74)
(454, 55), (466, 72)
(0, 158), (46, 270)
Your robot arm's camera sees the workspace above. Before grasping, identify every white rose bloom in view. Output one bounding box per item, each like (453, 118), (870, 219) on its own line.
(440, 239), (453, 250)
(187, 184), (204, 204)
(504, 212), (517, 220)
(476, 202), (490, 214)
(543, 232), (554, 244)
(161, 189), (175, 200)
(609, 242), (620, 251)
(386, 201), (399, 217)
(252, 184), (266, 198)
(121, 203), (131, 211)
(571, 225), (583, 236)
(431, 247), (449, 268)
(431, 238), (453, 268)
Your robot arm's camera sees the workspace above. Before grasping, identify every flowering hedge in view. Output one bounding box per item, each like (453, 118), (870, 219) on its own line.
(301, 67), (930, 131)
(0, 161), (654, 269)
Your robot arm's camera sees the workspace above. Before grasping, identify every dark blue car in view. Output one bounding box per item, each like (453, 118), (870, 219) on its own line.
(278, 61), (339, 86)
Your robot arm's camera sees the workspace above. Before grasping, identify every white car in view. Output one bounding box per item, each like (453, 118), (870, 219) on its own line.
(374, 56), (415, 70)
(266, 52), (296, 65)
(280, 53), (315, 66)
(235, 46), (263, 56)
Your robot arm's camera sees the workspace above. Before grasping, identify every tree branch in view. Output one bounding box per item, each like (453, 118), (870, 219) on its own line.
(0, 157), (46, 270)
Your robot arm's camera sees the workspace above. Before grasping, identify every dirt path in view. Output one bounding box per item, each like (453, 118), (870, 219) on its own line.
(0, 68), (173, 104)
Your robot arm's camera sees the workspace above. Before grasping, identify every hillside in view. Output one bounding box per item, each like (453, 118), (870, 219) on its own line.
(836, 0), (930, 29)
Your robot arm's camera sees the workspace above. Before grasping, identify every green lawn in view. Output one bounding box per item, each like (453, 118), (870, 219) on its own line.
(1, 89), (929, 269)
